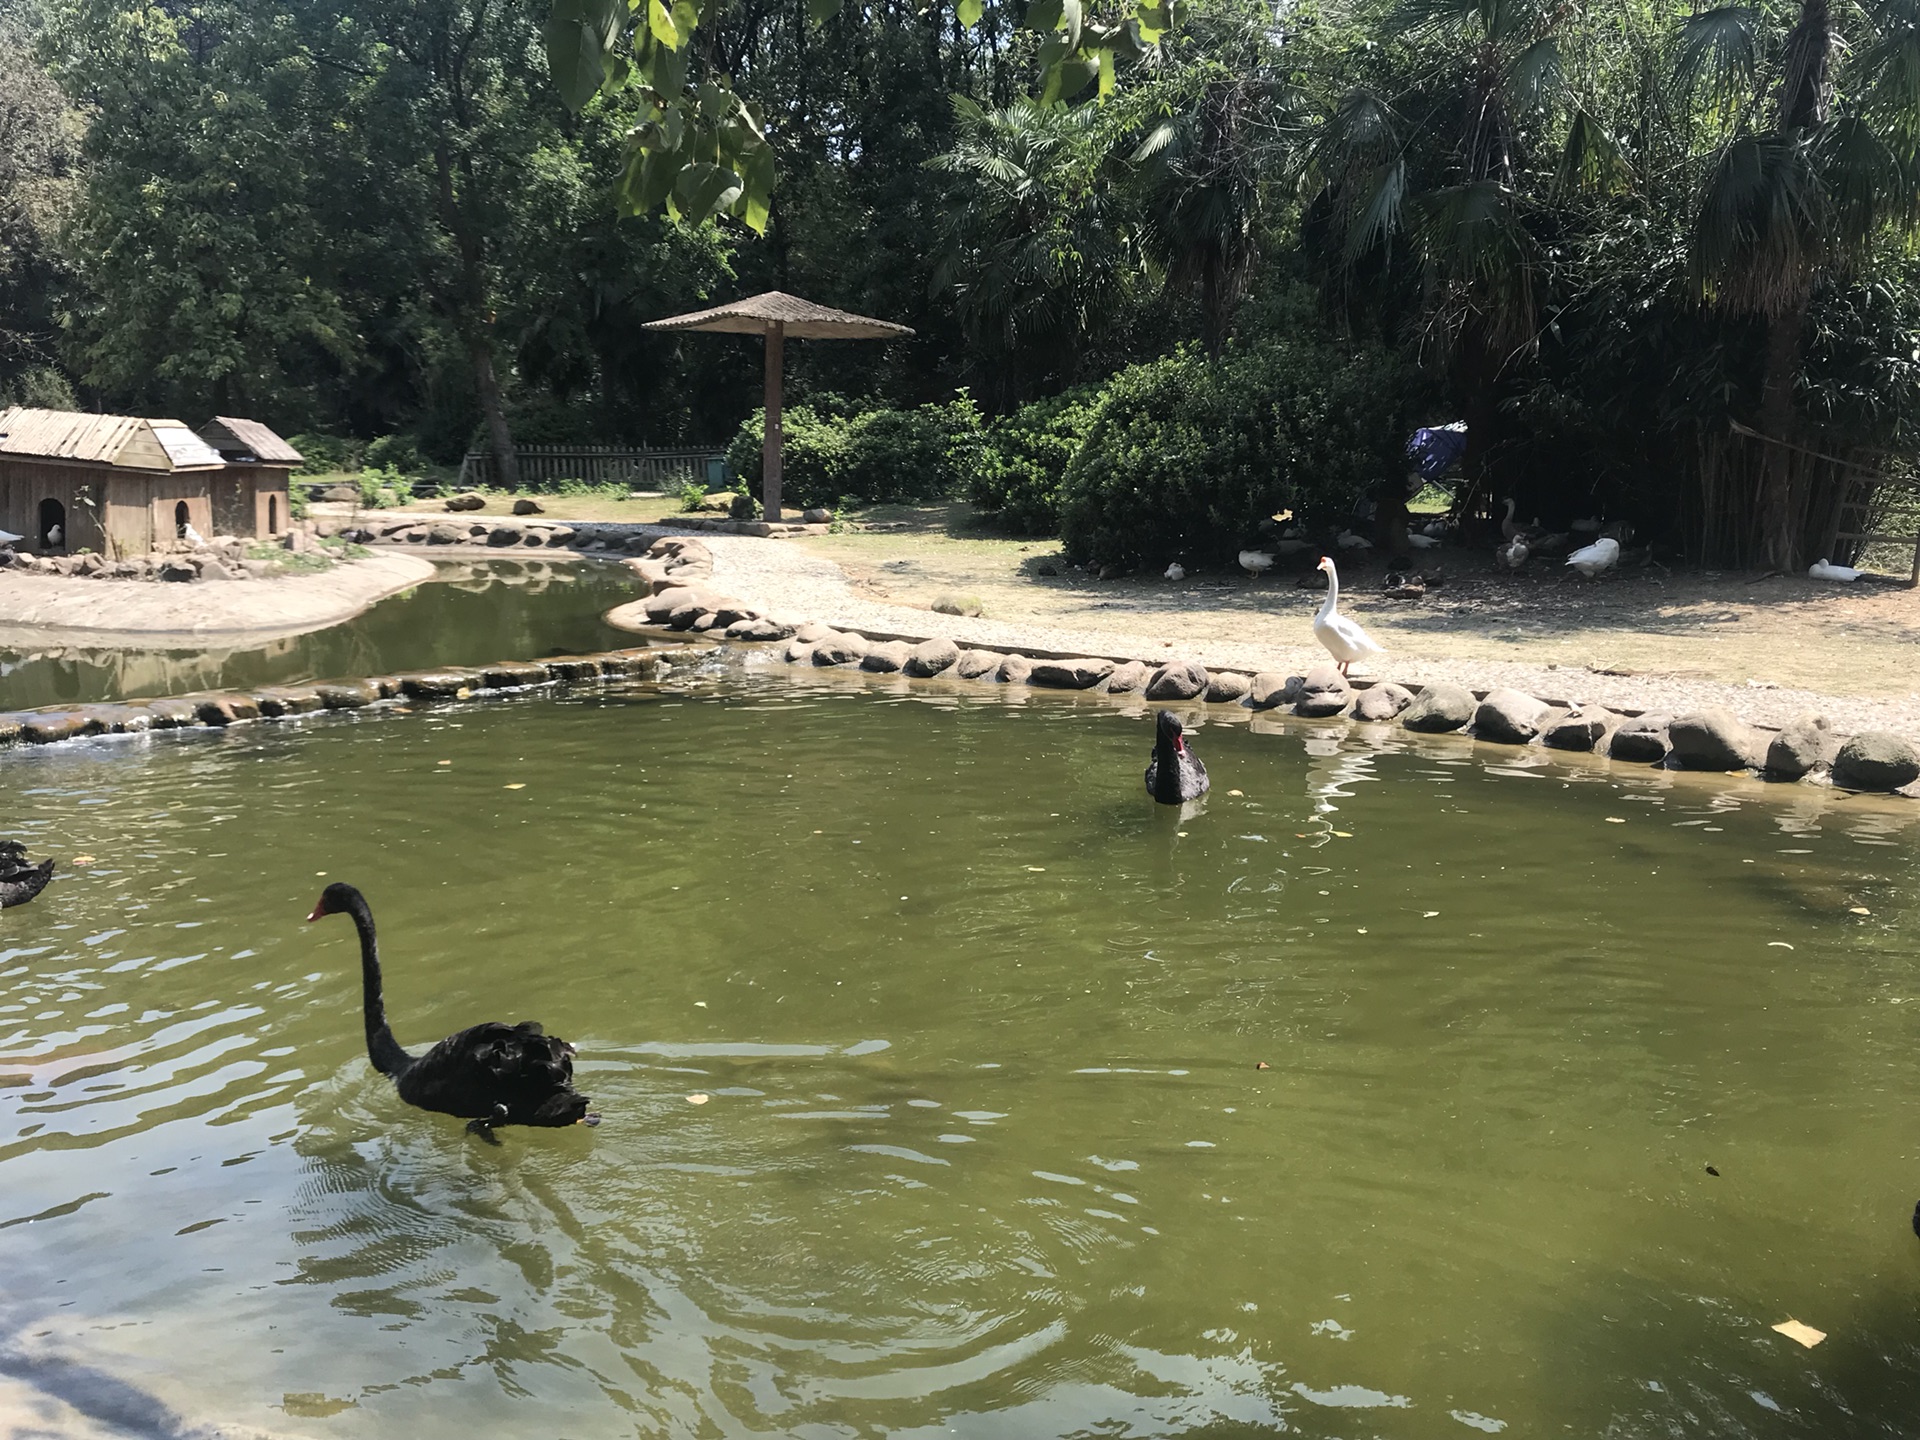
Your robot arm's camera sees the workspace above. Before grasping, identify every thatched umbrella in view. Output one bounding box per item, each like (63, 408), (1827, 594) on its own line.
(643, 291), (913, 521)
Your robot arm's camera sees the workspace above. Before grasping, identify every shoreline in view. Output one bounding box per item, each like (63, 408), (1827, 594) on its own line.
(0, 552), (438, 649)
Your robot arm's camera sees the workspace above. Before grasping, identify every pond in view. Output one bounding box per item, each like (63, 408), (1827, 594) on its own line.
(0, 558), (638, 710)
(2, 658), (1918, 1438)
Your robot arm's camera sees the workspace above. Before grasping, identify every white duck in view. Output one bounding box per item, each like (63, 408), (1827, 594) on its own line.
(1238, 549), (1275, 578)
(1497, 534), (1529, 570)
(0, 530), (21, 546)
(1164, 561), (1186, 581)
(1312, 556), (1385, 677)
(45, 524), (62, 548)
(1336, 528), (1373, 551)
(1564, 536), (1620, 578)
(1405, 531), (1441, 550)
(1808, 558), (1862, 582)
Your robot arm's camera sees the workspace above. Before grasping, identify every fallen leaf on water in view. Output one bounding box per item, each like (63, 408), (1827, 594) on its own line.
(1768, 942), (1795, 950)
(1332, 831), (1353, 838)
(455, 687), (472, 699)
(1228, 789), (1244, 797)
(1606, 817), (1626, 824)
(1705, 1164), (1720, 1176)
(1356, 927), (1368, 934)
(686, 1093), (710, 1105)
(393, 706), (412, 713)
(1255, 1061), (1270, 1070)
(315, 871), (327, 877)
(1772, 1319), (1825, 1349)
(1850, 906), (1871, 915)
(1423, 911), (1440, 918)
(1027, 866), (1046, 872)
(70, 855), (95, 865)
(503, 783), (525, 790)
(1177, 831), (1189, 837)
(437, 760), (451, 766)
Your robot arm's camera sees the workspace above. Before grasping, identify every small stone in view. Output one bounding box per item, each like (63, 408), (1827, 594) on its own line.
(783, 640), (815, 664)
(794, 621), (835, 643)
(314, 680), (381, 708)
(395, 670), (472, 699)
(319, 484), (360, 502)
(1247, 673), (1300, 710)
(1474, 688), (1553, 745)
(1608, 714), (1672, 763)
(158, 559), (197, 582)
(1543, 706), (1612, 752)
(1400, 682), (1476, 733)
(905, 638), (962, 677)
(1031, 657), (1116, 690)
(1106, 660), (1150, 694)
(477, 662), (549, 690)
(726, 617), (793, 641)
(199, 559), (237, 581)
(996, 654), (1034, 685)
(142, 697), (202, 728)
(954, 649), (1003, 680)
(931, 592), (984, 618)
(861, 641), (913, 673)
(1766, 713), (1837, 779)
(512, 498), (544, 515)
(427, 523), (464, 545)
(1669, 707), (1760, 771)
(1144, 659), (1210, 701)
(22, 711), (99, 744)
(689, 612), (725, 632)
(542, 657), (602, 681)
(1205, 671), (1252, 704)
(487, 526), (521, 547)
(1832, 731), (1920, 791)
(254, 686), (324, 716)
(1353, 683), (1413, 722)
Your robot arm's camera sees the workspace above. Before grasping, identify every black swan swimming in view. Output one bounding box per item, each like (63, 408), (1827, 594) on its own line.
(1145, 710), (1209, 804)
(307, 882), (597, 1141)
(0, 842), (54, 909)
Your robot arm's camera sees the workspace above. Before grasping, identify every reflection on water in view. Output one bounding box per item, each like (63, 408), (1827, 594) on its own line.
(0, 559), (639, 709)
(2, 661), (1920, 1438)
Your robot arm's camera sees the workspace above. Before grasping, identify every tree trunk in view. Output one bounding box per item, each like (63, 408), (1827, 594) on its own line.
(1754, 295), (1808, 569)
(762, 321), (785, 522)
(469, 333), (517, 492)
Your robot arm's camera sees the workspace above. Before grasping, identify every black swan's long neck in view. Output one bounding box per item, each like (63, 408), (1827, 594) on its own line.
(345, 894), (415, 1078)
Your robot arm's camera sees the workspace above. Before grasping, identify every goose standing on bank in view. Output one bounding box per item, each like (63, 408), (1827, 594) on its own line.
(0, 842), (53, 909)
(1145, 710), (1209, 804)
(1564, 536), (1620, 578)
(307, 882), (598, 1141)
(1312, 556), (1385, 677)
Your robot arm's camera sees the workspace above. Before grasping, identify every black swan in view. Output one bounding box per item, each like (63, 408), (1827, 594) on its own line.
(0, 842), (54, 909)
(1145, 710), (1209, 804)
(307, 882), (597, 1141)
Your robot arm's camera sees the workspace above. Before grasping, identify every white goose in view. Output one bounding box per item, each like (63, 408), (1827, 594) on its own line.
(1312, 556), (1385, 677)
(1564, 536), (1620, 578)
(1808, 558), (1862, 582)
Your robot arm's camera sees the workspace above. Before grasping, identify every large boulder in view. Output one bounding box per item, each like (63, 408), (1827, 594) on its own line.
(1106, 660), (1151, 695)
(427, 523), (465, 545)
(793, 621), (836, 643)
(782, 639), (815, 664)
(1669, 708), (1760, 771)
(810, 631), (868, 666)
(1205, 671), (1252, 704)
(1247, 673), (1300, 711)
(996, 654), (1034, 685)
(1608, 714), (1671, 763)
(931, 592), (984, 617)
(1401, 682), (1476, 733)
(801, 507), (834, 524)
(487, 527), (521, 547)
(1031, 657), (1116, 690)
(396, 670), (474, 699)
(1353, 682), (1414, 722)
(315, 679), (382, 709)
(1145, 659), (1210, 701)
(726, 616), (792, 641)
(860, 641), (913, 673)
(22, 711), (102, 744)
(1765, 713), (1837, 779)
(1831, 731), (1920, 791)
(1543, 706), (1612, 752)
(142, 697), (202, 728)
(1474, 688), (1552, 745)
(512, 497), (543, 515)
(1294, 664), (1352, 718)
(955, 649), (1003, 680)
(905, 638), (961, 677)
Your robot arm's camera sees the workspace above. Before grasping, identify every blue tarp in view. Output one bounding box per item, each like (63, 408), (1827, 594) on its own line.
(1407, 422), (1467, 481)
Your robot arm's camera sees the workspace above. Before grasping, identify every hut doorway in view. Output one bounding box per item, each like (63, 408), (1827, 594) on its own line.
(174, 501), (189, 539)
(38, 498), (64, 550)
(268, 495), (278, 533)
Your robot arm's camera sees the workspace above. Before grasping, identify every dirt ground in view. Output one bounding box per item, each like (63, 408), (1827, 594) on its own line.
(794, 504), (1920, 701)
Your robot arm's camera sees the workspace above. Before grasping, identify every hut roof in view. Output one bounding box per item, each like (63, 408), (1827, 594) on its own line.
(641, 291), (913, 341)
(0, 407), (226, 472)
(198, 416), (304, 465)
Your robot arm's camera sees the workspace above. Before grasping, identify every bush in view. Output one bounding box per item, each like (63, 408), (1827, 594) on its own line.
(363, 434), (426, 475)
(289, 433), (361, 476)
(1058, 336), (1414, 570)
(970, 387), (1102, 535)
(725, 396), (986, 509)
(356, 465), (413, 509)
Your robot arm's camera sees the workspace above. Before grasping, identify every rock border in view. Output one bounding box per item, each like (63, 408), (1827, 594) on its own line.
(601, 536), (1920, 796)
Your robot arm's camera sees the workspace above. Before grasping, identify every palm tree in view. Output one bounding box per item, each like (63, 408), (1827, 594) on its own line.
(1677, 0), (1920, 568)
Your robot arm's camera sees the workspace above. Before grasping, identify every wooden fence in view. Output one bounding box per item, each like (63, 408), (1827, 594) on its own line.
(457, 445), (727, 492)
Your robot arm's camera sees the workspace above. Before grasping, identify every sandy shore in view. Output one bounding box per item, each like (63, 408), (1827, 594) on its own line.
(628, 529), (1920, 739)
(0, 553), (437, 648)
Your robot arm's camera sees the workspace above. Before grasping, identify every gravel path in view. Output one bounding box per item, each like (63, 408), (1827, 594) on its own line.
(670, 530), (1920, 738)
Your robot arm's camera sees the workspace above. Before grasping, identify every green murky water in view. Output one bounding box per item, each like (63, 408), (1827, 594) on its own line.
(3, 656), (1919, 1438)
(0, 558), (636, 710)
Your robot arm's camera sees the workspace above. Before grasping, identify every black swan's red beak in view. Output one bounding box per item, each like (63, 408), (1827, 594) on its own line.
(306, 902), (328, 923)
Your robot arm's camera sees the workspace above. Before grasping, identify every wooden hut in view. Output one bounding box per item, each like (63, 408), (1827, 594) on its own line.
(0, 407), (232, 556)
(197, 416), (302, 539)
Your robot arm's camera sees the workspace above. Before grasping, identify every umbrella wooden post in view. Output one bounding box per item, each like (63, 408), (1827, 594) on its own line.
(762, 321), (784, 522)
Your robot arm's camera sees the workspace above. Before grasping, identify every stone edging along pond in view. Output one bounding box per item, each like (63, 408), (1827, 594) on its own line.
(2, 531), (1914, 798)
(607, 537), (1920, 798)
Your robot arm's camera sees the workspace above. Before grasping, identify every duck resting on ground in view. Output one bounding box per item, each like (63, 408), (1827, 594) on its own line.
(1312, 556), (1386, 677)
(1145, 710), (1209, 804)
(1238, 549), (1275, 578)
(1564, 536), (1621, 578)
(307, 882), (598, 1142)
(0, 842), (54, 909)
